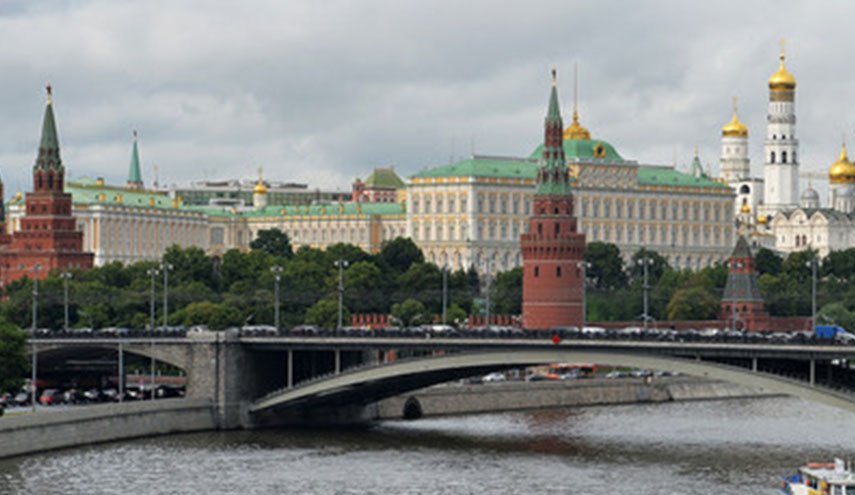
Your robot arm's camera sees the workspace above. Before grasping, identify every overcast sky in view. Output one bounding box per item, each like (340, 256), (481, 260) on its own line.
(0, 1), (851, 201)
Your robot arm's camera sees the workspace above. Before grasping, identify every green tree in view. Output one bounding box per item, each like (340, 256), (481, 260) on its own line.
(629, 248), (670, 286)
(585, 241), (627, 290)
(823, 248), (855, 282)
(377, 237), (424, 273)
(163, 245), (216, 288)
(818, 302), (855, 332)
(0, 319), (27, 392)
(395, 263), (442, 310)
(446, 303), (468, 328)
(391, 298), (428, 326)
(755, 247), (783, 276)
(305, 298), (347, 329)
(249, 229), (293, 258)
(491, 267), (522, 315)
(343, 261), (384, 313)
(666, 286), (720, 320)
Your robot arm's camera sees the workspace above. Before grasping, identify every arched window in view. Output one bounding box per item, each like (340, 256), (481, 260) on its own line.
(554, 223), (560, 235)
(534, 266), (539, 278)
(537, 223), (542, 235)
(739, 184), (750, 194)
(782, 151), (788, 164)
(556, 266), (562, 278)
(770, 151), (776, 163)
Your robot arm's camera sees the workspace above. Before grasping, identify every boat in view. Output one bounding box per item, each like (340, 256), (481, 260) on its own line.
(780, 459), (855, 494)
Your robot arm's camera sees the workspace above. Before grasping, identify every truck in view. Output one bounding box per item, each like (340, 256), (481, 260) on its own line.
(815, 325), (855, 343)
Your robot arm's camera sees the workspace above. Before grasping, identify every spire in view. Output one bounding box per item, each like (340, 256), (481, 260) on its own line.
(690, 147), (706, 178)
(34, 84), (62, 171)
(547, 68), (561, 123)
(537, 69), (572, 196)
(127, 129), (143, 189)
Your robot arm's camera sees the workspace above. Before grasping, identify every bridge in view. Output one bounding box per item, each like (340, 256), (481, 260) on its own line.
(27, 333), (855, 428)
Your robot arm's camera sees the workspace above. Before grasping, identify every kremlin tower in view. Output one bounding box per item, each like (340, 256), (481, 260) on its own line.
(719, 236), (770, 332)
(0, 87), (93, 285)
(521, 70), (586, 330)
(760, 44), (800, 220)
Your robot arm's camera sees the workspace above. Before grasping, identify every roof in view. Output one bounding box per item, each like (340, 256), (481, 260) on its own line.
(411, 157), (539, 180)
(776, 207), (855, 222)
(34, 94), (62, 172)
(529, 138), (624, 162)
(190, 201), (406, 219)
(637, 166), (730, 190)
(363, 168), (404, 189)
(128, 133), (142, 184)
(731, 236), (752, 258)
(63, 182), (176, 210)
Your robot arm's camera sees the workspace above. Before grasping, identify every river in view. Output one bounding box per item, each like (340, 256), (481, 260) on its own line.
(1, 397), (854, 494)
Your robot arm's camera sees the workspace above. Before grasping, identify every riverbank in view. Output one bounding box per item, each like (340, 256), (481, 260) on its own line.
(374, 376), (777, 420)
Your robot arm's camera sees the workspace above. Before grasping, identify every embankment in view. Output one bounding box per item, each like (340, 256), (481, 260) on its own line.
(0, 398), (214, 460)
(374, 376), (775, 420)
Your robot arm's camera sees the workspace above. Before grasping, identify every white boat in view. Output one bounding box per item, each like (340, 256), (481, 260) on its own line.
(781, 459), (855, 495)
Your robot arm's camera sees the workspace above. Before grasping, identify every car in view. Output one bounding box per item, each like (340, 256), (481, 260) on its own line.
(482, 372), (506, 383)
(13, 392), (30, 406)
(835, 332), (855, 345)
(38, 389), (63, 406)
(605, 370), (627, 379)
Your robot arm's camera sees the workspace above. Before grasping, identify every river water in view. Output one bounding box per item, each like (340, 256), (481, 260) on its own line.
(2, 397), (855, 494)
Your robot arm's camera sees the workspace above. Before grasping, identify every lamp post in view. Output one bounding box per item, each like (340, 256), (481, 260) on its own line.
(806, 257), (820, 332)
(60, 271), (72, 332)
(637, 257), (654, 331)
(484, 259), (493, 328)
(334, 259), (349, 330)
(441, 264), (449, 325)
(271, 265), (283, 331)
(576, 261), (592, 327)
(160, 262), (174, 329)
(146, 266), (159, 393)
(31, 264), (42, 332)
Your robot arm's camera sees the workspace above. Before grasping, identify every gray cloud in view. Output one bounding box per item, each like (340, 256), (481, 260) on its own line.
(0, 0), (849, 202)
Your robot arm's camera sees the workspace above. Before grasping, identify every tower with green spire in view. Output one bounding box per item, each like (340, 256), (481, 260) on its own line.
(0, 85), (93, 285)
(521, 70), (586, 330)
(127, 130), (144, 190)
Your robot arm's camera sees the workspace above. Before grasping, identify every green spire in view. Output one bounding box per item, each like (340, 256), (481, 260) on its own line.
(546, 68), (562, 124)
(689, 146), (706, 178)
(34, 85), (62, 171)
(536, 69), (573, 196)
(127, 130), (143, 187)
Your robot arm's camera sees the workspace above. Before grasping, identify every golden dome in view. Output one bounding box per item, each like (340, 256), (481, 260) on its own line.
(563, 111), (591, 140)
(722, 112), (748, 138)
(769, 53), (796, 91)
(829, 144), (855, 184)
(757, 214), (768, 225)
(254, 180), (268, 194)
(740, 202), (751, 214)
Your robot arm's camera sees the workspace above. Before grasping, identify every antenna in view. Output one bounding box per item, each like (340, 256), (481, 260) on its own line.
(779, 38), (786, 61)
(732, 96), (738, 116)
(153, 164), (159, 190)
(574, 62), (579, 117)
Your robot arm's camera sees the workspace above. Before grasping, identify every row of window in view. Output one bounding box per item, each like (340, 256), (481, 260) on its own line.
(578, 198), (731, 222)
(769, 150), (796, 164)
(581, 222), (732, 247)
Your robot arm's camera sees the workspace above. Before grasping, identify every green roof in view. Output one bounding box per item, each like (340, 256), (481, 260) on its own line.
(637, 166), (729, 190)
(128, 132), (142, 185)
(190, 201), (406, 219)
(529, 138), (624, 162)
(363, 168), (404, 189)
(64, 181), (175, 209)
(34, 96), (63, 172)
(411, 157), (539, 180)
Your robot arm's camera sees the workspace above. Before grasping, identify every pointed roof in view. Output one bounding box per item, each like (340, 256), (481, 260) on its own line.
(363, 167), (404, 189)
(128, 130), (142, 185)
(689, 149), (706, 178)
(546, 69), (562, 124)
(34, 85), (62, 172)
(537, 69), (573, 196)
(732, 236), (752, 258)
(722, 236), (763, 303)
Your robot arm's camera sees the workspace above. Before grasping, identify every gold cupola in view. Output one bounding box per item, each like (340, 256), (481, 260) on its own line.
(829, 143), (855, 184)
(253, 180), (268, 194)
(722, 98), (748, 138)
(563, 63), (591, 140)
(769, 43), (796, 91)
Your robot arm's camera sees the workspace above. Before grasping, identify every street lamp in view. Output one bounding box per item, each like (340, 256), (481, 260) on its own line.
(334, 259), (349, 330)
(576, 261), (592, 326)
(60, 271), (72, 332)
(806, 257), (821, 332)
(637, 257), (654, 331)
(271, 265), (283, 331)
(160, 262), (174, 329)
(441, 264), (449, 325)
(483, 259), (493, 328)
(31, 264), (42, 332)
(145, 267), (160, 400)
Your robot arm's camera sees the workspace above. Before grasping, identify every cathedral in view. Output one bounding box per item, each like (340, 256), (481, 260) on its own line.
(720, 46), (855, 258)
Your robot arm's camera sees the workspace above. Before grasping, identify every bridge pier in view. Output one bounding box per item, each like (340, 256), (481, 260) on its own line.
(809, 359), (816, 387)
(335, 349), (341, 374)
(286, 350), (293, 388)
(751, 357), (757, 372)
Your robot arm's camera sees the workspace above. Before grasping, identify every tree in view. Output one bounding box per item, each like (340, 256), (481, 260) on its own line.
(666, 286), (720, 320)
(446, 303), (468, 328)
(818, 302), (855, 332)
(629, 248), (670, 286)
(755, 248), (783, 276)
(585, 241), (627, 290)
(377, 237), (424, 273)
(0, 318), (27, 392)
(305, 298), (347, 329)
(391, 298), (427, 327)
(250, 229), (293, 258)
(395, 263), (442, 310)
(823, 248), (855, 282)
(491, 267), (522, 315)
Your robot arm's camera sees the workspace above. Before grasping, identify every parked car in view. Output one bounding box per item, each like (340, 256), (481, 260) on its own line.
(482, 372), (507, 383)
(38, 389), (63, 406)
(13, 392), (30, 406)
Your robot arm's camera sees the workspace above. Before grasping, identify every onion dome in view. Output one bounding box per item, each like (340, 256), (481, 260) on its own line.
(563, 111), (591, 140)
(757, 214), (768, 225)
(740, 202), (751, 214)
(800, 186), (820, 209)
(829, 144), (855, 184)
(253, 179), (268, 194)
(769, 52), (796, 91)
(722, 99), (748, 138)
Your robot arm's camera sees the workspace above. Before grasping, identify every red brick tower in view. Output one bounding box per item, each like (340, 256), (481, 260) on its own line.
(720, 236), (770, 331)
(521, 71), (586, 330)
(0, 87), (93, 285)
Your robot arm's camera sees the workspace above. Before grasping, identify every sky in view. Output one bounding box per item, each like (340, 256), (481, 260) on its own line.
(0, 0), (852, 202)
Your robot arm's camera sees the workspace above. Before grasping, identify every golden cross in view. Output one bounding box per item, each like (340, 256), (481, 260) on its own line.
(779, 38), (786, 61)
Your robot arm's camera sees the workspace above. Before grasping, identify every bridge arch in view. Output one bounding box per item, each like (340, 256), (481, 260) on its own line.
(251, 350), (855, 415)
(31, 343), (189, 372)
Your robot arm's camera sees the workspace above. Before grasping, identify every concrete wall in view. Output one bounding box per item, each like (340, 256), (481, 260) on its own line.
(374, 377), (772, 420)
(0, 399), (215, 460)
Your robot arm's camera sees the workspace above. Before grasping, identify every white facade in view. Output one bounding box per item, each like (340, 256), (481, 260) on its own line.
(761, 54), (800, 219)
(720, 133), (750, 183)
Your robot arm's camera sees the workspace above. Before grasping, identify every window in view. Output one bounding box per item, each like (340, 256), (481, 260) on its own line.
(639, 201), (646, 219)
(782, 151), (788, 164)
(534, 266), (539, 277)
(556, 266), (562, 278)
(770, 151), (776, 163)
(448, 197), (455, 213)
(554, 223), (560, 235)
(604, 201), (611, 217)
